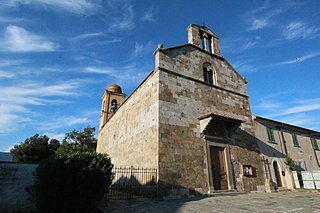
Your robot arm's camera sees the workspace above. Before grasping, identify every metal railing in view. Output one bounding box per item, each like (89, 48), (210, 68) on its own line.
(106, 166), (158, 199)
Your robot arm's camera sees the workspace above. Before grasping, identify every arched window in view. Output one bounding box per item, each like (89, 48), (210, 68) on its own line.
(110, 99), (117, 112)
(203, 62), (213, 84)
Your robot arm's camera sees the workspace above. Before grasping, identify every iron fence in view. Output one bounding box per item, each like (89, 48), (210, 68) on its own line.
(106, 166), (158, 200)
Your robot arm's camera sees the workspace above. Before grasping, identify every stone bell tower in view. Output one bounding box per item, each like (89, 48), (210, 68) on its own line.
(99, 83), (125, 131)
(187, 24), (220, 56)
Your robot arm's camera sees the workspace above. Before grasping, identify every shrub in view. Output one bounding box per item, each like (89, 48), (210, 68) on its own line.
(284, 155), (296, 171)
(27, 151), (113, 213)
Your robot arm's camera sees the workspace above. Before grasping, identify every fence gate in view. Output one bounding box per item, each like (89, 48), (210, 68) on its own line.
(107, 166), (158, 200)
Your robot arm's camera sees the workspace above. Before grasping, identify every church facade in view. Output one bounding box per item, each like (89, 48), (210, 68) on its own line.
(97, 24), (320, 195)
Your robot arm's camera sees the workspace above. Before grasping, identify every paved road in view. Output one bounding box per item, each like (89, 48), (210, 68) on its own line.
(100, 191), (320, 213)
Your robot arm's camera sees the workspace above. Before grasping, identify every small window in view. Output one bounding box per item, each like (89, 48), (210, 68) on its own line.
(203, 62), (213, 84)
(242, 165), (253, 176)
(292, 133), (299, 147)
(266, 126), (275, 143)
(311, 138), (319, 150)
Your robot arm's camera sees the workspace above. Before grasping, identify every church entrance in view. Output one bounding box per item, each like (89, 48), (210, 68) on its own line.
(199, 112), (243, 192)
(210, 146), (228, 190)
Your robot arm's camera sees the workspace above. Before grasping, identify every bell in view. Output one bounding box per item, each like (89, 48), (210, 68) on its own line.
(110, 103), (117, 112)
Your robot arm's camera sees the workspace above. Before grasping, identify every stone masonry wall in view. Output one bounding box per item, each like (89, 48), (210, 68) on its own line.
(155, 45), (264, 193)
(97, 72), (159, 169)
(156, 45), (248, 96)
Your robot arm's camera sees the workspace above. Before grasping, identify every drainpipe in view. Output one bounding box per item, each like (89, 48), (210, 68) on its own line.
(277, 131), (285, 155)
(280, 125), (288, 156)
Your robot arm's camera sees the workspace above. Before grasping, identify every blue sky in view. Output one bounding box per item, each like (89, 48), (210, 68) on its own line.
(1, 0), (320, 151)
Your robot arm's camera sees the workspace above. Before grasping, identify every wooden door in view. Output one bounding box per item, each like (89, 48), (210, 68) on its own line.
(210, 146), (228, 190)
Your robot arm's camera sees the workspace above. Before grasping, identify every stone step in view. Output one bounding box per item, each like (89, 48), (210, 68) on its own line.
(207, 190), (247, 197)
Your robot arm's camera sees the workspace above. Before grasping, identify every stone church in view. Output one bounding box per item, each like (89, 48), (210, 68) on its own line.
(97, 24), (320, 195)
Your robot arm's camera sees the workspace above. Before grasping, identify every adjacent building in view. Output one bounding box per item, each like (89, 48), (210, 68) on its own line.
(254, 116), (320, 189)
(97, 24), (320, 195)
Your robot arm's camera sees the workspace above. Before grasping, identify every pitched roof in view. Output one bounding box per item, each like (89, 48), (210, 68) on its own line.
(199, 112), (245, 123)
(254, 115), (320, 136)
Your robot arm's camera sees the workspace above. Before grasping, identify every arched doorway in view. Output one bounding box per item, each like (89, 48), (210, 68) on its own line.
(273, 161), (282, 187)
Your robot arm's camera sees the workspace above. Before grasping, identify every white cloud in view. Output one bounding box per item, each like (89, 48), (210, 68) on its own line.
(254, 97), (320, 131)
(141, 6), (157, 22)
(83, 63), (140, 78)
(71, 32), (105, 41)
(130, 41), (154, 60)
(274, 52), (320, 65)
(272, 104), (320, 117)
(0, 15), (25, 23)
(68, 117), (88, 126)
(70, 33), (121, 48)
(272, 112), (320, 131)
(4, 145), (14, 152)
(0, 70), (15, 78)
(278, 114), (314, 127)
(230, 60), (256, 73)
(45, 133), (65, 141)
(141, 12), (155, 23)
(264, 98), (320, 118)
(0, 104), (31, 134)
(255, 99), (282, 110)
(282, 21), (319, 40)
(0, 82), (79, 135)
(83, 66), (117, 75)
(36, 116), (90, 132)
(3, 0), (99, 15)
(243, 41), (257, 50)
(0, 59), (29, 67)
(246, 7), (282, 31)
(1, 82), (78, 98)
(109, 5), (135, 31)
(82, 62), (149, 85)
(2, 25), (58, 52)
(249, 19), (268, 30)
(73, 56), (107, 64)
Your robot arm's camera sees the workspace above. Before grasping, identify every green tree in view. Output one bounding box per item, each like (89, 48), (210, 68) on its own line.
(284, 155), (296, 171)
(10, 134), (60, 162)
(55, 126), (97, 157)
(27, 151), (113, 213)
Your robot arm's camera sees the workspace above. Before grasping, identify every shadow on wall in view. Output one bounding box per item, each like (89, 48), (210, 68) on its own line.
(236, 129), (295, 191)
(105, 167), (159, 200)
(0, 162), (38, 213)
(106, 174), (158, 200)
(204, 128), (288, 192)
(233, 129), (285, 158)
(98, 128), (295, 212)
